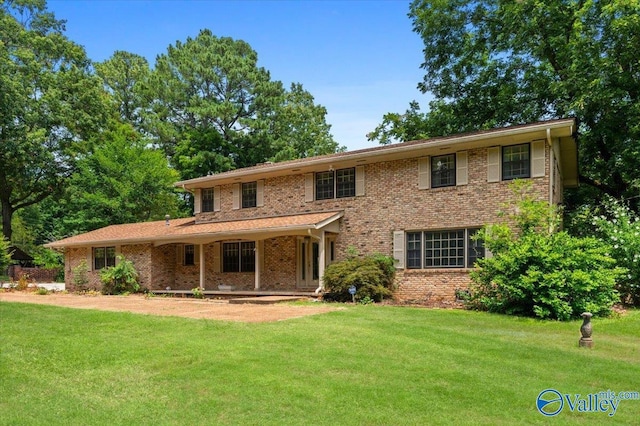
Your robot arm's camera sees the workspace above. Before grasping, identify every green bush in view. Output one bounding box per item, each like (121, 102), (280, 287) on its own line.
(469, 232), (622, 320)
(0, 238), (11, 275)
(467, 181), (623, 320)
(72, 260), (90, 292)
(99, 256), (140, 295)
(582, 198), (640, 306)
(323, 252), (395, 303)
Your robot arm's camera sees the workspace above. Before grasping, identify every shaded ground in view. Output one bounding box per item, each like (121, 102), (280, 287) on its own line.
(0, 292), (338, 322)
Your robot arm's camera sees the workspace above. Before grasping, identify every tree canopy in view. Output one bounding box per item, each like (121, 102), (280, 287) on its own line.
(145, 29), (341, 178)
(370, 0), (640, 212)
(0, 0), (107, 241)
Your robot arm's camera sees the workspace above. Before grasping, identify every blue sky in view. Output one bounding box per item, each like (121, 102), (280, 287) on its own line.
(47, 0), (429, 151)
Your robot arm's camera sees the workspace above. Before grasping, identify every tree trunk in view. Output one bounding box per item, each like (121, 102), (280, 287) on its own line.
(1, 198), (13, 242)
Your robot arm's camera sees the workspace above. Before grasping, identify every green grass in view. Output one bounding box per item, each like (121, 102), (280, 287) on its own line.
(1, 302), (638, 425)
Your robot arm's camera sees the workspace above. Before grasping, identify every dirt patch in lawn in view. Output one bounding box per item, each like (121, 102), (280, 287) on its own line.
(0, 292), (338, 322)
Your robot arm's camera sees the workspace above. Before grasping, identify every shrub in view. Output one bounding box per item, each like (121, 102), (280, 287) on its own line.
(99, 256), (140, 295)
(323, 252), (395, 303)
(72, 260), (90, 292)
(0, 237), (11, 275)
(467, 181), (623, 320)
(585, 198), (640, 306)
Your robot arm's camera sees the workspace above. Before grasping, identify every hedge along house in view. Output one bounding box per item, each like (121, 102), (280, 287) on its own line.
(46, 119), (578, 304)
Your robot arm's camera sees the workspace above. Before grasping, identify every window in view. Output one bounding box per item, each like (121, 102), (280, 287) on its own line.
(405, 229), (484, 269)
(315, 171), (334, 200)
(201, 188), (214, 212)
(94, 246), (116, 270)
(242, 182), (257, 208)
(431, 154), (456, 188)
(315, 168), (355, 200)
(184, 244), (195, 266)
(502, 144), (530, 180)
(223, 242), (255, 272)
(336, 168), (356, 198)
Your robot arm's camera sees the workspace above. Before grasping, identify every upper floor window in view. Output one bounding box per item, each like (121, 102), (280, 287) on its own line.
(242, 182), (257, 208)
(406, 228), (484, 269)
(201, 188), (214, 212)
(502, 144), (530, 180)
(94, 246), (116, 270)
(316, 167), (355, 200)
(431, 154), (456, 188)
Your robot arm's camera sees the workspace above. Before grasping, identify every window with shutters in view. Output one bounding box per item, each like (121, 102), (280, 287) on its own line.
(242, 182), (257, 208)
(315, 168), (355, 200)
(431, 154), (456, 188)
(405, 229), (484, 269)
(201, 188), (214, 212)
(502, 144), (530, 180)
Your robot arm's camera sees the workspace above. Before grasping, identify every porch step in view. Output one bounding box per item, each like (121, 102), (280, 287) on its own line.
(228, 296), (310, 305)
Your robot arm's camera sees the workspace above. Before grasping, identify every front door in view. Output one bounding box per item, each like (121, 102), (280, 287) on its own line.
(297, 238), (319, 289)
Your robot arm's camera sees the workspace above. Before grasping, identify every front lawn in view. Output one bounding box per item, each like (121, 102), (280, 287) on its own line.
(0, 302), (638, 425)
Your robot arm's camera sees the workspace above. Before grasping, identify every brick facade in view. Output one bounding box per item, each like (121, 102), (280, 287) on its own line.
(57, 120), (576, 305)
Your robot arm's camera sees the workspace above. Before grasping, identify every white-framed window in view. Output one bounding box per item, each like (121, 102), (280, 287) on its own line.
(406, 228), (484, 269)
(502, 143), (530, 180)
(431, 154), (456, 188)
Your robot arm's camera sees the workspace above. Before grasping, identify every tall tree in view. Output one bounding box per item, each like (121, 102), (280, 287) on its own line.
(371, 0), (640, 211)
(147, 29), (339, 177)
(95, 50), (151, 128)
(269, 83), (344, 162)
(0, 0), (107, 241)
(61, 121), (180, 234)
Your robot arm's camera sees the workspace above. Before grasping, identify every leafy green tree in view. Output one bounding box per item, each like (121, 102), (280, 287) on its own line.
(0, 0), (108, 241)
(146, 29), (339, 176)
(95, 50), (151, 127)
(269, 83), (344, 162)
(371, 1), (640, 211)
(468, 182), (623, 320)
(61, 121), (180, 234)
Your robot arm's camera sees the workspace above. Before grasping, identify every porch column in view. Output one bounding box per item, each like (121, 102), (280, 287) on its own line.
(199, 243), (205, 290)
(254, 240), (262, 290)
(318, 230), (326, 291)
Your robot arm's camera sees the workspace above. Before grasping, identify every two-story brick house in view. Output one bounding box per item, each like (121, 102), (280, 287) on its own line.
(47, 119), (578, 304)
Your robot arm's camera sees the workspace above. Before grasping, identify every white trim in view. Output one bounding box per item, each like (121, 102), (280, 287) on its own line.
(418, 157), (430, 190)
(193, 189), (201, 214)
(456, 151), (468, 186)
(487, 147), (501, 182)
(393, 231), (405, 269)
(304, 173), (314, 202)
(355, 166), (365, 196)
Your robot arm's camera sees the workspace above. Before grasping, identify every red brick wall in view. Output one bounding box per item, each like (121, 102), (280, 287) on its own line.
(64, 143), (555, 304)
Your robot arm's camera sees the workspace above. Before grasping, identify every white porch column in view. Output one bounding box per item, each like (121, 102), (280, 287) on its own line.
(318, 230), (326, 291)
(199, 243), (205, 290)
(254, 240), (261, 290)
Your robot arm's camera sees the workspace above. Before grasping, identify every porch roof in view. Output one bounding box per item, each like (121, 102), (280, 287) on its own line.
(45, 211), (344, 249)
